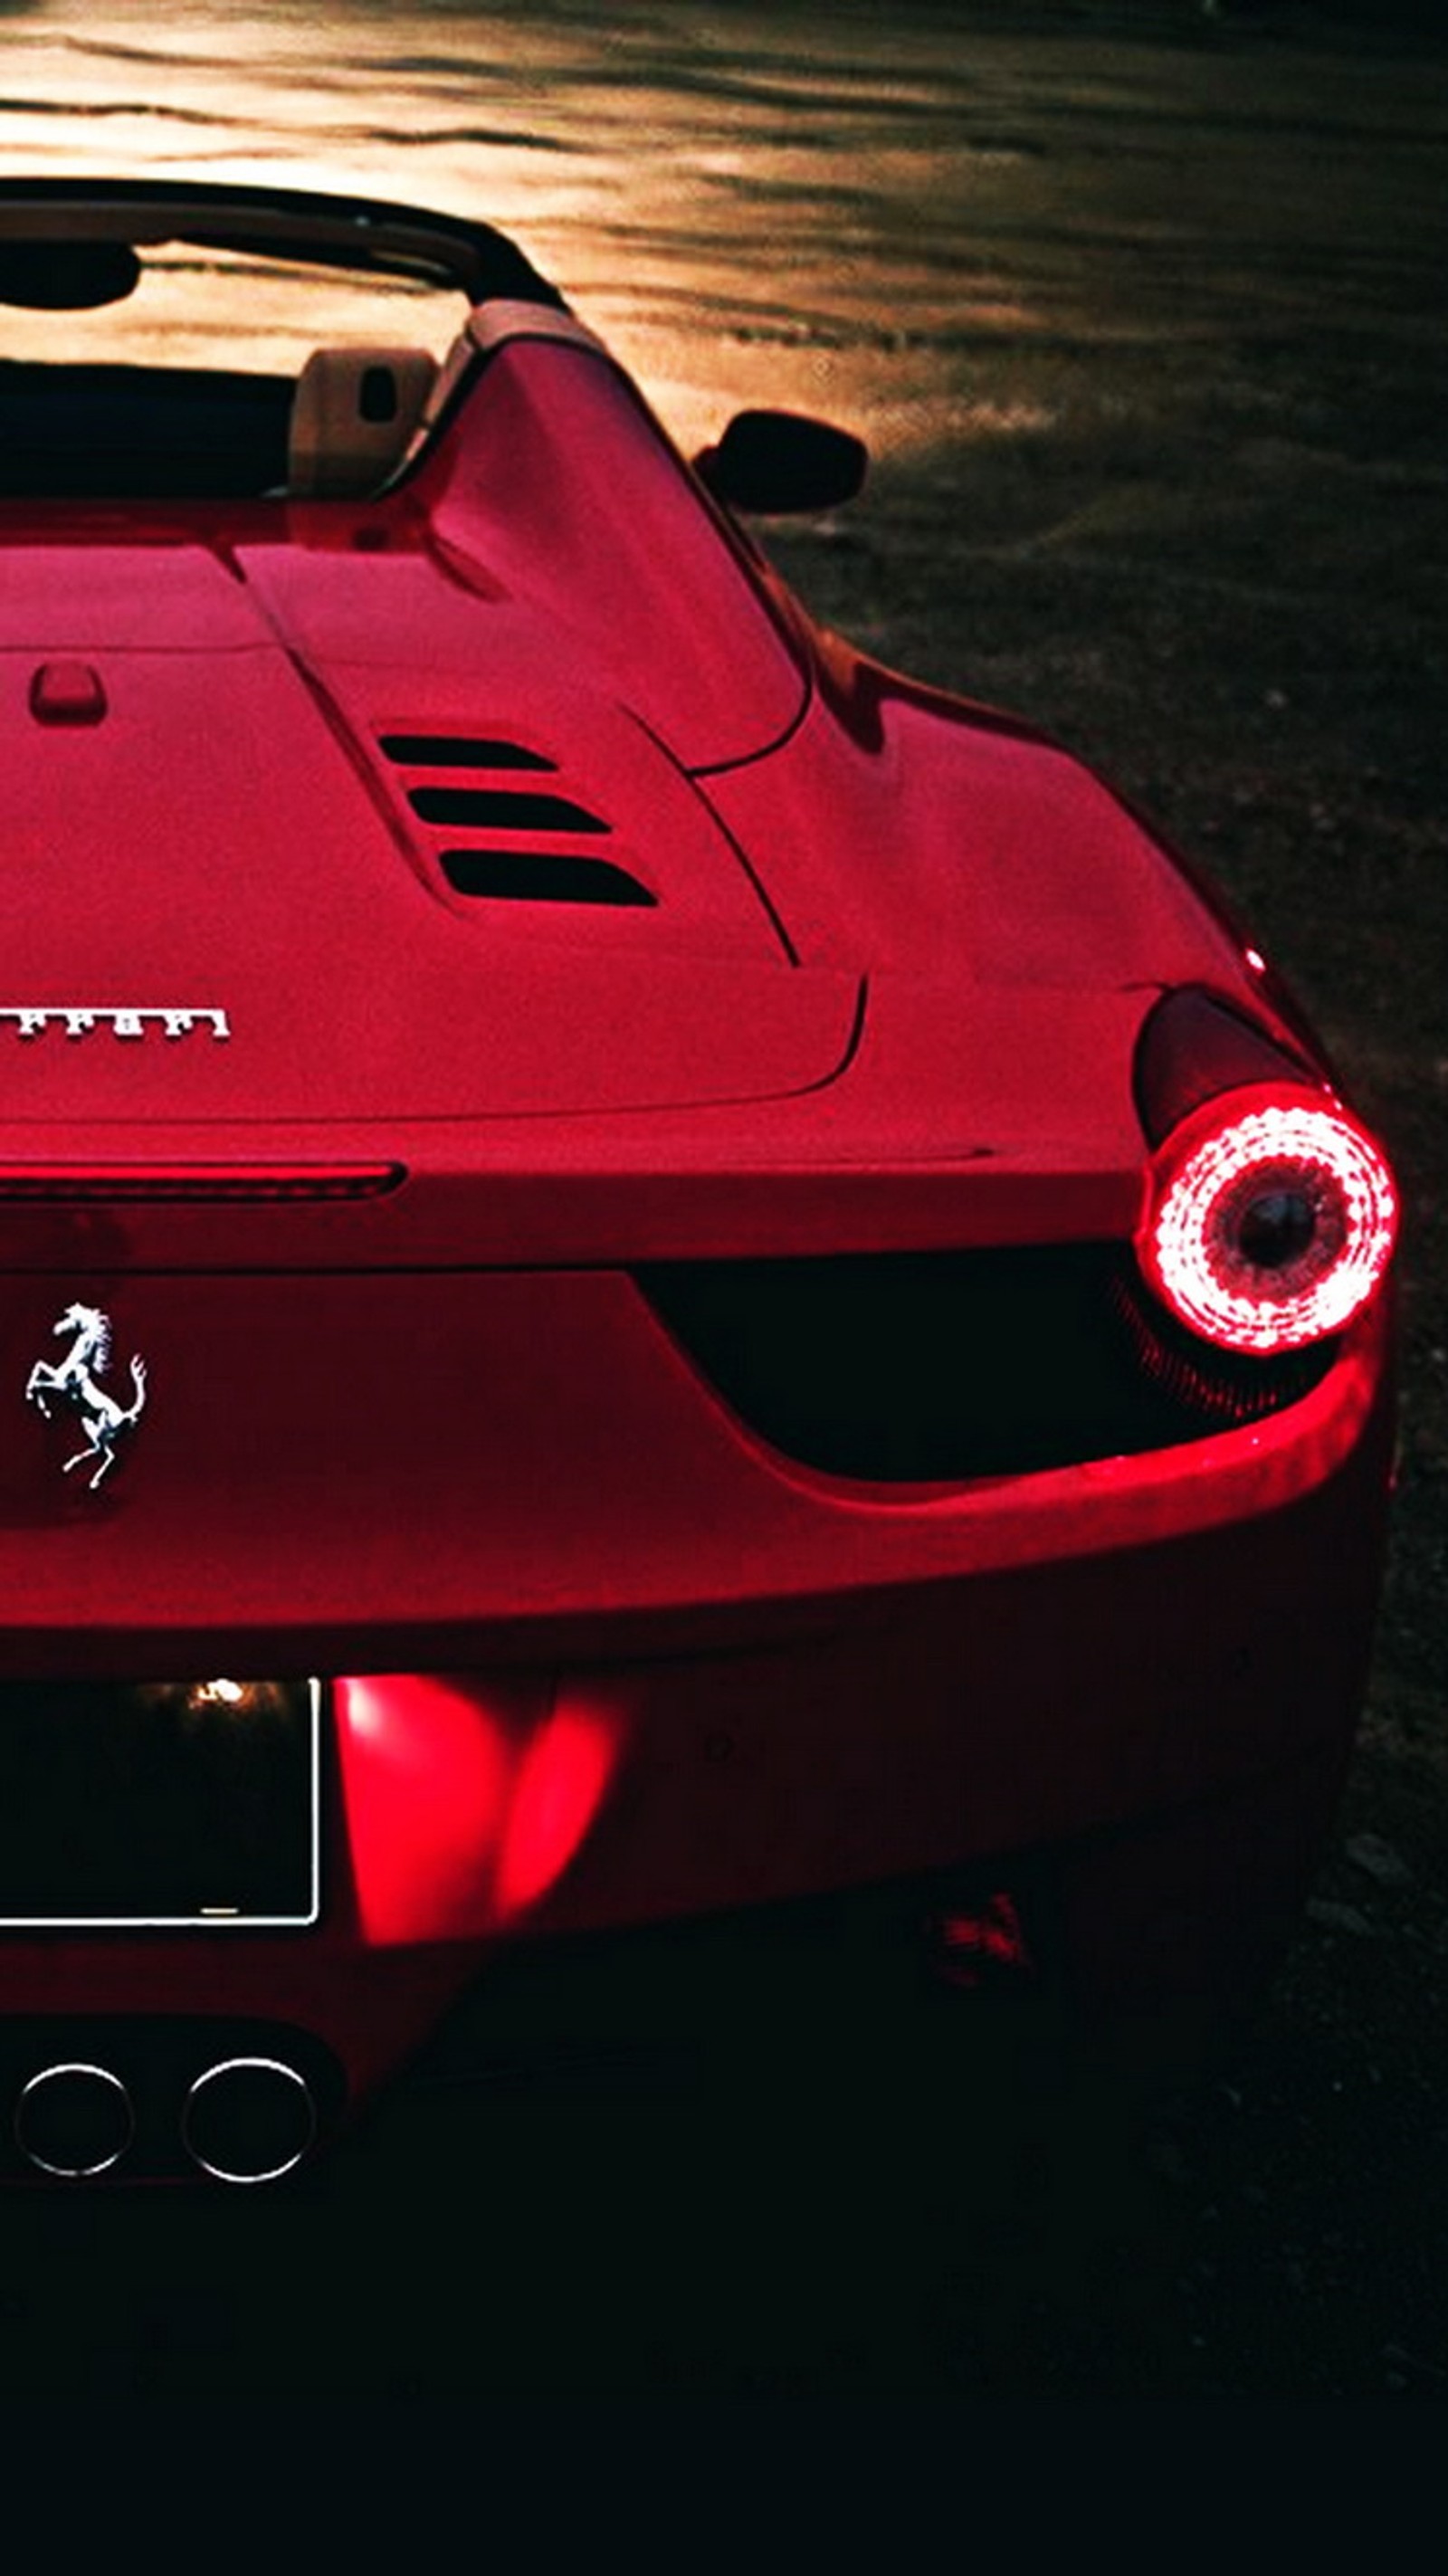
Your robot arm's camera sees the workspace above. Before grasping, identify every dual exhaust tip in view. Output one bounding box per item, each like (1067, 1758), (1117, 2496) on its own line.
(14, 2056), (316, 2184)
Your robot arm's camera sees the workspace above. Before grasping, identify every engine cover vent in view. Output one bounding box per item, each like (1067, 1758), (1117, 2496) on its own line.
(377, 733), (554, 771)
(439, 849), (654, 906)
(380, 732), (653, 908)
(408, 785), (608, 834)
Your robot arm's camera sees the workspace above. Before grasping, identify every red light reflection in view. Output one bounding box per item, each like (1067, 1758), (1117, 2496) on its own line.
(337, 1676), (513, 1945)
(495, 1707), (621, 1921)
(931, 1892), (1033, 1991)
(336, 1675), (623, 1946)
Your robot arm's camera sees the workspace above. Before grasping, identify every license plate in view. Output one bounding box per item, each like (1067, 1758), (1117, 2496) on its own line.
(0, 1677), (319, 1928)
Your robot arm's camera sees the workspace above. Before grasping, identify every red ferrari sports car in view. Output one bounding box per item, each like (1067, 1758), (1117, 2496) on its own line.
(0, 180), (1396, 2185)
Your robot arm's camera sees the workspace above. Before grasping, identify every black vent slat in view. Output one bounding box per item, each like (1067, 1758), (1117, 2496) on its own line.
(410, 786), (608, 834)
(441, 851), (655, 906)
(380, 735), (555, 772)
(636, 1245), (1330, 1483)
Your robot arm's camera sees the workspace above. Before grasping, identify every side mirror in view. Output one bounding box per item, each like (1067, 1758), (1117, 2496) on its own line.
(693, 409), (869, 515)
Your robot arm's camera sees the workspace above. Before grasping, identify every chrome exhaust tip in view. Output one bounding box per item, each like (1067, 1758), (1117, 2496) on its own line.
(182, 2055), (316, 2185)
(15, 2062), (133, 2179)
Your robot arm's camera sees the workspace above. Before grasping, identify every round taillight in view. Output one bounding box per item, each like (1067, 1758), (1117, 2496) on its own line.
(1138, 1083), (1397, 1354)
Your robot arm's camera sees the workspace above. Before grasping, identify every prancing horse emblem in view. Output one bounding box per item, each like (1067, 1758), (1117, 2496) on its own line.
(24, 1303), (148, 1491)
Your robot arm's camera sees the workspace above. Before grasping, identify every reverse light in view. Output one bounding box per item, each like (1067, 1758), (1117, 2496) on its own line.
(1138, 1083), (1397, 1355)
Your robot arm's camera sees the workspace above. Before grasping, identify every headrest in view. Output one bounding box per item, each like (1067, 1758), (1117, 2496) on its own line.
(289, 346), (438, 498)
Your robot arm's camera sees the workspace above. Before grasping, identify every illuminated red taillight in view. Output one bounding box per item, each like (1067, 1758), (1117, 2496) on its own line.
(1138, 1082), (1397, 1354)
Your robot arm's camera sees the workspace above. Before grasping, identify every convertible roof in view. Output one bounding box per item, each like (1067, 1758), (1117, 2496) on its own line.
(0, 177), (565, 306)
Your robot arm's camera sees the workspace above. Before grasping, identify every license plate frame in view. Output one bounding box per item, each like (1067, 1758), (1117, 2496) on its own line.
(0, 1676), (320, 1930)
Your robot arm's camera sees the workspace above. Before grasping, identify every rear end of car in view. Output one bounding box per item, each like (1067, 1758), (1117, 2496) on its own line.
(0, 978), (1395, 2182)
(0, 182), (1397, 2186)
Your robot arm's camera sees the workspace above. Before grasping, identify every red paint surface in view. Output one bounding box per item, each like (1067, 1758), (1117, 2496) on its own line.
(494, 1703), (624, 1921)
(335, 1677), (624, 1942)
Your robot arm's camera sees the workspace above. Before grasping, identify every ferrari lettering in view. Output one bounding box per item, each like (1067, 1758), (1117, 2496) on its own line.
(0, 1007), (231, 1043)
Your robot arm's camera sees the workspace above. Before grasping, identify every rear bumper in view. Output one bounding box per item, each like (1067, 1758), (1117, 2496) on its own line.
(0, 1268), (1385, 1665)
(0, 1305), (1394, 2168)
